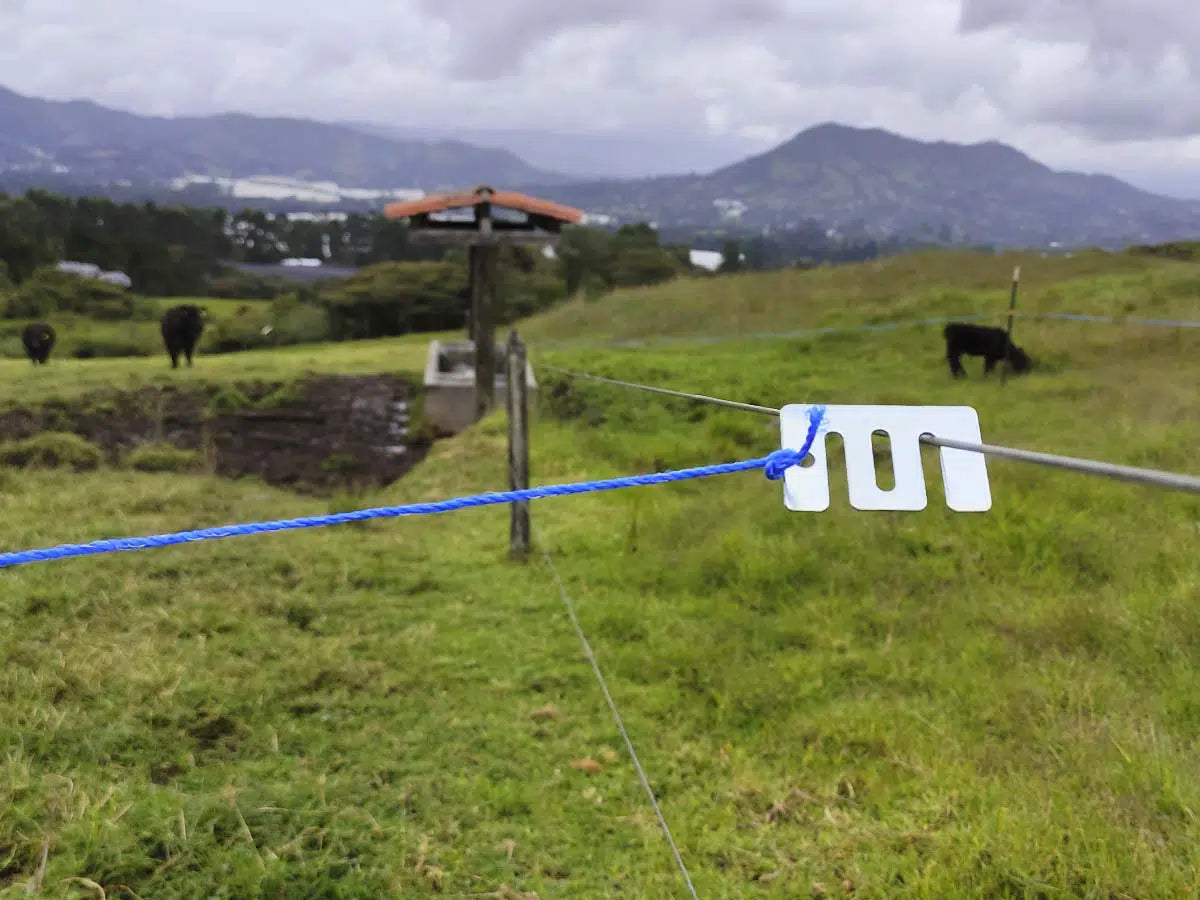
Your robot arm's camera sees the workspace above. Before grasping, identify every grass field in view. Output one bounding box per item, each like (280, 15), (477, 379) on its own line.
(0, 331), (453, 408)
(522, 247), (1198, 345)
(0, 249), (1197, 898)
(0, 297), (272, 365)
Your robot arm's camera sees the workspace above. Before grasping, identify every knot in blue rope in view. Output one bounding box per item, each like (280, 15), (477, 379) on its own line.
(763, 448), (810, 480)
(763, 404), (826, 481)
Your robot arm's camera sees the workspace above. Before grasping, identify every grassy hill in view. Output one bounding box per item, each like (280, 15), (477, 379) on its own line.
(524, 246), (1197, 345)
(0, 248), (1197, 897)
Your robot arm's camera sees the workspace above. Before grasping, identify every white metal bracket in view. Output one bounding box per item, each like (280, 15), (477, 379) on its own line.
(779, 404), (991, 512)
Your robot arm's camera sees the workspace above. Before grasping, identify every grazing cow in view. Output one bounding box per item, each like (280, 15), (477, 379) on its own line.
(161, 304), (205, 369)
(21, 322), (55, 365)
(943, 323), (1032, 378)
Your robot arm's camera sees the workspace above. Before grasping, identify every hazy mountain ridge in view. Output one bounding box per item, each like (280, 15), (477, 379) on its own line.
(0, 85), (573, 191)
(2, 86), (1198, 247)
(525, 124), (1200, 247)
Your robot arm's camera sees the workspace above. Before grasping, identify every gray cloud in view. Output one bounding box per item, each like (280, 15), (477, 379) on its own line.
(0, 0), (1197, 194)
(408, 0), (803, 80)
(959, 0), (1198, 67)
(957, 0), (1200, 140)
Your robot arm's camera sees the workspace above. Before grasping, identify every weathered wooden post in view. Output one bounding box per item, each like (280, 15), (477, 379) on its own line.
(472, 196), (498, 420)
(1001, 265), (1021, 385)
(506, 329), (531, 559)
(466, 246), (479, 341)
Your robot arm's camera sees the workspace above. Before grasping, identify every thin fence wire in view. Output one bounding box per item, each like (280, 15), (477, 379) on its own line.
(534, 314), (993, 351)
(532, 310), (1200, 352)
(538, 366), (1200, 494)
(538, 531), (701, 900)
(923, 435), (1200, 493)
(539, 364), (778, 415)
(1019, 311), (1200, 329)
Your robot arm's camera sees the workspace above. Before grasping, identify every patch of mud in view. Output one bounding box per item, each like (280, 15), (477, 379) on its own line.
(0, 374), (433, 494)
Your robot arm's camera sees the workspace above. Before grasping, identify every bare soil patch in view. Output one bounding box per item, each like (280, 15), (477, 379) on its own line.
(0, 374), (432, 494)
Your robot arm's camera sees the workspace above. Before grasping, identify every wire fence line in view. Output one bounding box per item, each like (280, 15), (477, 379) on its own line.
(921, 436), (1200, 493)
(537, 367), (1200, 495)
(1020, 311), (1200, 329)
(531, 309), (1200, 352)
(538, 364), (779, 416)
(533, 314), (991, 351)
(538, 531), (701, 899)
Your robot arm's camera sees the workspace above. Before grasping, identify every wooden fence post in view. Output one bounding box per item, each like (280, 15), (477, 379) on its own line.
(466, 245), (478, 340)
(506, 330), (531, 559)
(1001, 265), (1021, 385)
(472, 244), (498, 420)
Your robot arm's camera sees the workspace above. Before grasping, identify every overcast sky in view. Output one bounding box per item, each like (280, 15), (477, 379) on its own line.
(2, 0), (1199, 196)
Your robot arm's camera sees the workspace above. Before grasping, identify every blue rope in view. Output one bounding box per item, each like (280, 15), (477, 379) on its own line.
(0, 406), (826, 570)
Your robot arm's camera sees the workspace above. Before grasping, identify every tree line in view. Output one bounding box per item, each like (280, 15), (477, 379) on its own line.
(0, 187), (928, 358)
(0, 188), (709, 356)
(0, 187), (708, 294)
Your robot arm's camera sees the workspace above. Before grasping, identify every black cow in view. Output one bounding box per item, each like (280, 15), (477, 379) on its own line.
(21, 322), (56, 365)
(943, 323), (1032, 378)
(161, 304), (205, 369)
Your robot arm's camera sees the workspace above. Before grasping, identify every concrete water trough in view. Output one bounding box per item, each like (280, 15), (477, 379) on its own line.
(422, 339), (538, 435)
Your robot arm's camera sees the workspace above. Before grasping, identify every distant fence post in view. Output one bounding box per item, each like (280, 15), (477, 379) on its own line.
(506, 329), (531, 560)
(1001, 265), (1021, 385)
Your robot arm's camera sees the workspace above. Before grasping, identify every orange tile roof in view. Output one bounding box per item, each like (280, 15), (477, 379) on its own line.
(383, 185), (584, 224)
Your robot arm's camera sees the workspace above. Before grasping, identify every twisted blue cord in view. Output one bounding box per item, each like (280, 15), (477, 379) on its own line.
(0, 406), (826, 570)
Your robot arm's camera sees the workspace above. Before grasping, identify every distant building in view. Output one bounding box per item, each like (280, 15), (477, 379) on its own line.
(286, 211), (349, 223)
(55, 261), (101, 278)
(55, 260), (133, 288)
(96, 271), (133, 288)
(713, 198), (747, 221)
(688, 249), (727, 271)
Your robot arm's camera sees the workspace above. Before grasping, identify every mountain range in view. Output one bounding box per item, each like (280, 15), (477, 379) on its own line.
(2, 84), (1198, 248)
(0, 85), (570, 191)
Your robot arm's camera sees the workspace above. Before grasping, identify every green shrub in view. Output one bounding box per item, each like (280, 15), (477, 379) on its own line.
(204, 306), (274, 353)
(497, 266), (566, 323)
(86, 296), (138, 321)
(206, 269), (290, 300)
(0, 432), (103, 471)
(317, 261), (468, 340)
(4, 267), (134, 319)
(270, 295), (332, 345)
(581, 273), (610, 301)
(123, 442), (204, 473)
